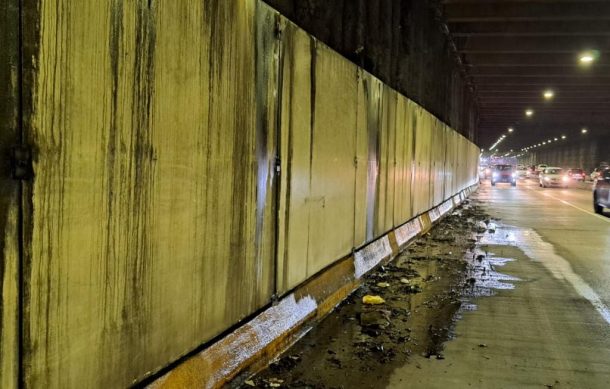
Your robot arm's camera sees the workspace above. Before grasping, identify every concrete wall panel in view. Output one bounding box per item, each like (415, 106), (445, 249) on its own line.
(393, 97), (414, 225)
(14, 1), (480, 387)
(276, 21), (313, 292)
(376, 88), (397, 235)
(21, 1), (276, 387)
(306, 44), (358, 278)
(363, 75), (383, 243)
(353, 69), (369, 248)
(0, 0), (20, 386)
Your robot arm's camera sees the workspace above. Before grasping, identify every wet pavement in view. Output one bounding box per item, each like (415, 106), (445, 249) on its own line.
(242, 180), (610, 388)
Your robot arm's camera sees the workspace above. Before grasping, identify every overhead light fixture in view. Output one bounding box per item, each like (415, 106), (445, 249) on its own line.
(543, 90), (554, 100)
(508, 127), (514, 133)
(581, 128), (588, 134)
(525, 109), (534, 117)
(543, 141), (547, 145)
(561, 135), (566, 139)
(579, 52), (596, 65)
(554, 137), (558, 141)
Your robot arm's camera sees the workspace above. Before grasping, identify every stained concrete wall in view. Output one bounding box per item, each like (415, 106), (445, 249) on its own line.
(0, 1), (20, 387)
(2, 1), (479, 387)
(519, 136), (610, 171)
(263, 0), (479, 142)
(20, 1), (277, 387)
(274, 19), (479, 293)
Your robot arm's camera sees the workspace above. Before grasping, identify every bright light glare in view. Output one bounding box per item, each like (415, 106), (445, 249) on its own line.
(582, 128), (588, 134)
(543, 90), (554, 99)
(525, 109), (534, 117)
(508, 127), (514, 133)
(561, 135), (566, 139)
(580, 54), (594, 64)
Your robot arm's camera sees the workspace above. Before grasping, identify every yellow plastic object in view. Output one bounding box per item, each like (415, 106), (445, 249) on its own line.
(362, 295), (386, 305)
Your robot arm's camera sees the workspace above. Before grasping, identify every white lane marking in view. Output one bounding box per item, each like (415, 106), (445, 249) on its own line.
(481, 227), (610, 326)
(526, 186), (610, 224)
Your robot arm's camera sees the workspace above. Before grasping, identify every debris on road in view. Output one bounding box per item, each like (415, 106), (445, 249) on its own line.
(245, 200), (494, 389)
(362, 295), (386, 305)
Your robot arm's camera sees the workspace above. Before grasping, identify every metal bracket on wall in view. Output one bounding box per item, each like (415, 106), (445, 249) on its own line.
(9, 145), (33, 180)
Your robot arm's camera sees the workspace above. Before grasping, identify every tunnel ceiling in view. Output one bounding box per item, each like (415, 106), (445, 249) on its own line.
(441, 0), (610, 153)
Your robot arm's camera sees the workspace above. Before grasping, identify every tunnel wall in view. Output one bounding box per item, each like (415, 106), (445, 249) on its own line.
(12, 1), (478, 387)
(519, 137), (610, 171)
(0, 0), (20, 387)
(263, 0), (479, 142)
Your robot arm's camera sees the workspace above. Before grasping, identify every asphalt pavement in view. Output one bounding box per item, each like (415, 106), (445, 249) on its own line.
(388, 178), (610, 388)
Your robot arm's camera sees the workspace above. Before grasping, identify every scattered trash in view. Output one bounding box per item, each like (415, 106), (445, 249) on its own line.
(249, 200), (495, 388)
(265, 377), (284, 388)
(360, 309), (391, 328)
(363, 295), (386, 305)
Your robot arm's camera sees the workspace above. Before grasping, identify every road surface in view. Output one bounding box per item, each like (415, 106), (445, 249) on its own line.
(388, 178), (610, 388)
(250, 178), (610, 389)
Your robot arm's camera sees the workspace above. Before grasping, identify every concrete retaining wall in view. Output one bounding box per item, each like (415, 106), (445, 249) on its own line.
(520, 137), (610, 171)
(2, 0), (479, 387)
(0, 1), (20, 387)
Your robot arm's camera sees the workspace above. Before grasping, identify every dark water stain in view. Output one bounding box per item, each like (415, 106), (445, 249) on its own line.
(255, 3), (278, 299)
(0, 0), (21, 382)
(364, 76), (380, 242)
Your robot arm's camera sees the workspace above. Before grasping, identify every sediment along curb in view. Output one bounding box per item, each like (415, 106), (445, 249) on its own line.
(147, 184), (478, 389)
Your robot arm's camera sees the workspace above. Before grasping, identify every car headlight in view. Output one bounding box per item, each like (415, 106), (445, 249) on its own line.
(492, 172), (498, 178)
(544, 177), (550, 181)
(512, 173), (516, 178)
(562, 176), (569, 181)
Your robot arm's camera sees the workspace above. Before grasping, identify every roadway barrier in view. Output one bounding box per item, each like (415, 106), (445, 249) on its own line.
(2, 0), (479, 387)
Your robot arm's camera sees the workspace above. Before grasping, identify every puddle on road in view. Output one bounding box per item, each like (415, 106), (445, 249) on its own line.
(239, 203), (522, 389)
(480, 225), (610, 326)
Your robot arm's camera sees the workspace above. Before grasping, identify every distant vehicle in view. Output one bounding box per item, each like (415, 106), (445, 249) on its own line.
(478, 166), (486, 180)
(526, 165), (536, 178)
(567, 168), (586, 181)
(516, 165), (528, 178)
(535, 164), (548, 176)
(491, 164), (516, 187)
(593, 168), (610, 214)
(539, 167), (568, 188)
(484, 165), (493, 179)
(591, 167), (605, 182)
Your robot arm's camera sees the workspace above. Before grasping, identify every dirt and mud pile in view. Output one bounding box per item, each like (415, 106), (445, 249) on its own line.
(241, 200), (492, 389)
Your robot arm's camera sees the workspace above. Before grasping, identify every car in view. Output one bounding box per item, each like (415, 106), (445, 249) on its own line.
(491, 164), (517, 187)
(483, 165), (493, 179)
(567, 168), (586, 181)
(516, 165), (528, 179)
(535, 164), (548, 176)
(539, 167), (569, 188)
(590, 167), (606, 182)
(593, 168), (610, 214)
